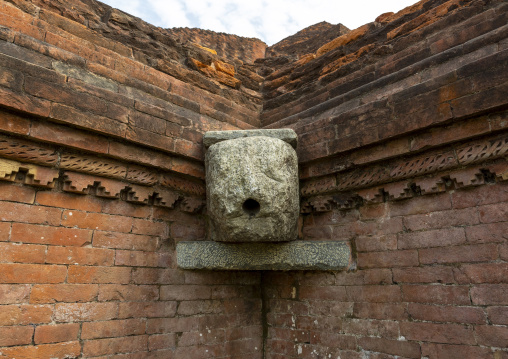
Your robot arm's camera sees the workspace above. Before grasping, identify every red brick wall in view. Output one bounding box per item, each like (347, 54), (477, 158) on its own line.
(264, 183), (508, 358)
(258, 0), (508, 357)
(0, 179), (262, 358)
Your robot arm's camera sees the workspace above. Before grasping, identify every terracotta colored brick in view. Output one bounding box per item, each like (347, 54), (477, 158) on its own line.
(36, 191), (102, 212)
(126, 126), (175, 152)
(346, 285), (401, 303)
(408, 303), (486, 324)
(177, 300), (225, 316)
(0, 284), (30, 304)
(129, 110), (166, 134)
(0, 304), (52, 325)
(501, 243), (508, 261)
(83, 335), (148, 357)
(119, 302), (177, 320)
(46, 246), (114, 266)
(451, 182), (508, 209)
(455, 263), (508, 284)
(421, 343), (493, 359)
(487, 306), (508, 325)
(356, 234), (397, 252)
(101, 199), (152, 218)
(0, 86), (51, 117)
(392, 265), (455, 284)
(0, 263), (67, 283)
(115, 250), (162, 267)
(61, 210), (133, 233)
(403, 207), (479, 232)
(131, 218), (168, 236)
(352, 302), (408, 320)
(400, 322), (475, 345)
(389, 193), (451, 217)
(297, 285), (348, 302)
(34, 323), (80, 344)
(30, 120), (109, 154)
(0, 201), (62, 226)
(358, 337), (421, 358)
(93, 231), (158, 251)
(149, 333), (177, 350)
(398, 227), (466, 249)
(131, 268), (184, 285)
(50, 103), (127, 138)
(30, 284), (98, 304)
(479, 202), (508, 223)
(82, 318), (146, 340)
(68, 265), (131, 284)
(0, 242), (46, 263)
(419, 243), (498, 264)
(465, 222), (508, 243)
(98, 284), (159, 302)
(11, 223), (92, 246)
(0, 110), (31, 135)
(0, 341), (81, 358)
(146, 317), (199, 334)
(0, 182), (35, 203)
(0, 221), (10, 241)
(170, 222), (206, 240)
(475, 325), (508, 348)
(0, 325), (34, 346)
(54, 302), (118, 322)
(471, 284), (508, 305)
(410, 115), (490, 151)
(402, 284), (470, 305)
(357, 250), (418, 269)
(212, 285), (257, 300)
(342, 318), (399, 339)
(160, 285), (212, 301)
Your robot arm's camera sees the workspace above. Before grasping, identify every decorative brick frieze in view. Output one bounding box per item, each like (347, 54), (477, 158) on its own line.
(95, 177), (127, 199)
(60, 154), (127, 180)
(0, 132), (204, 197)
(457, 136), (508, 165)
(0, 134), (58, 166)
(153, 190), (180, 208)
(160, 173), (206, 197)
(125, 166), (158, 186)
(125, 185), (153, 205)
(0, 158), (58, 187)
(301, 134), (508, 199)
(62, 172), (95, 194)
(302, 160), (508, 213)
(180, 197), (206, 214)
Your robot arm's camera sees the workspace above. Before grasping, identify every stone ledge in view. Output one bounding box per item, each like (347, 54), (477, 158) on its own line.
(203, 129), (298, 149)
(176, 240), (351, 270)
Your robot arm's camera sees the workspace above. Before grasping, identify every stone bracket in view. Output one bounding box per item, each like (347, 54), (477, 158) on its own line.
(176, 241), (351, 271)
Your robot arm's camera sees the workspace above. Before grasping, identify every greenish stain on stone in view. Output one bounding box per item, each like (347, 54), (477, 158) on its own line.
(176, 241), (351, 270)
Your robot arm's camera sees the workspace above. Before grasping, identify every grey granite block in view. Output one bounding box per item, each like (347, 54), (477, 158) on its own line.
(176, 241), (351, 271)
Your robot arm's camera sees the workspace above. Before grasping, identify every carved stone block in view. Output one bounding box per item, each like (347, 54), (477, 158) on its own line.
(205, 131), (299, 242)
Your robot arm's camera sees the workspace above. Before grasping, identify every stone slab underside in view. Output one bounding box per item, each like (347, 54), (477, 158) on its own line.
(176, 241), (350, 270)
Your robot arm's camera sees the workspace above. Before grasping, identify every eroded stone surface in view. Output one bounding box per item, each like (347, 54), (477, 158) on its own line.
(206, 135), (299, 242)
(177, 241), (351, 270)
(203, 129), (298, 149)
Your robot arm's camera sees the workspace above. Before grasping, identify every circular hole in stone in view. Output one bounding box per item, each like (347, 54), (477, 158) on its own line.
(242, 198), (260, 216)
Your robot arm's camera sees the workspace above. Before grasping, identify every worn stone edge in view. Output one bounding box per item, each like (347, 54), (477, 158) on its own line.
(176, 240), (350, 271)
(203, 129), (298, 149)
